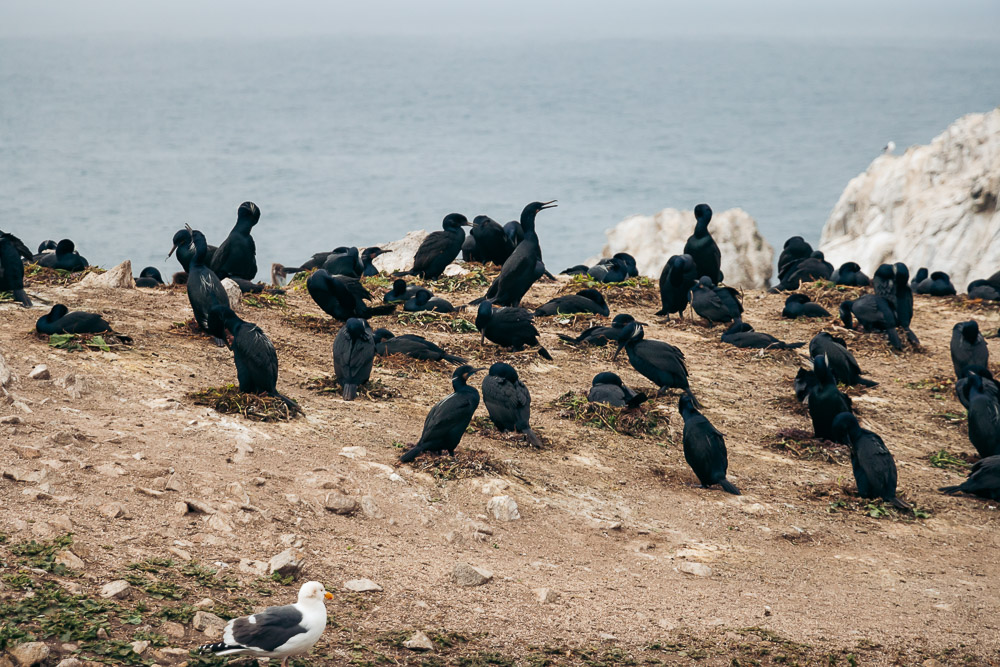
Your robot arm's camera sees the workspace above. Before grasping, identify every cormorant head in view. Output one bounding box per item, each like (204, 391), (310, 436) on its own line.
(471, 215), (492, 228)
(784, 293), (810, 305)
(503, 220), (524, 245)
(476, 301), (494, 324)
(167, 229), (193, 259)
(453, 364), (486, 388)
(37, 240), (57, 254)
(612, 252), (638, 276)
(344, 318), (369, 339)
(442, 213), (471, 231)
(677, 392), (699, 417)
(831, 412), (859, 444)
(519, 201), (557, 228)
(578, 289), (607, 307)
(874, 264), (895, 282)
(237, 202), (260, 225)
(488, 362), (519, 383)
(693, 203), (712, 227)
(783, 236), (805, 249)
(838, 300), (855, 329)
(413, 288), (433, 306)
(724, 322), (754, 335)
(893, 262), (909, 285)
(914, 268), (929, 283)
(372, 328), (394, 344)
(190, 229), (210, 262)
(960, 320), (980, 344)
(810, 250), (825, 260)
(613, 321), (643, 359)
(391, 278), (408, 296)
(839, 262), (860, 273)
(697, 275), (715, 288)
(139, 267), (164, 284)
(362, 247), (391, 262)
(592, 371), (623, 387)
(45, 304), (69, 321)
(930, 271), (950, 282)
(55, 239), (75, 256)
(811, 354), (833, 384)
(611, 313), (636, 329)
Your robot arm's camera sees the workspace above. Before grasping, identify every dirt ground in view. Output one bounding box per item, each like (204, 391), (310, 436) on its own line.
(1, 267), (999, 666)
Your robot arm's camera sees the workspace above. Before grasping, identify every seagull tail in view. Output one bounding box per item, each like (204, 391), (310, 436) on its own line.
(198, 642), (238, 655)
(399, 443), (426, 463)
(720, 479), (741, 495)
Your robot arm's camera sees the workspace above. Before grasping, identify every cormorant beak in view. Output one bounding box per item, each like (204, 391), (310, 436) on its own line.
(379, 249), (393, 255)
(539, 200), (558, 210)
(612, 340), (627, 360)
(324, 592), (334, 600)
(166, 244), (177, 260)
(480, 332), (485, 345)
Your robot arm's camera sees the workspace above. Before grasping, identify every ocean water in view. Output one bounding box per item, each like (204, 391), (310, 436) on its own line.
(2, 35), (998, 278)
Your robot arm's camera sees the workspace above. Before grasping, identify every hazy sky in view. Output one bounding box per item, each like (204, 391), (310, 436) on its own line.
(2, 0), (998, 40)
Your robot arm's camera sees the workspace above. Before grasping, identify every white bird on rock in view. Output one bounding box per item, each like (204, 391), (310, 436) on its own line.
(197, 580), (332, 666)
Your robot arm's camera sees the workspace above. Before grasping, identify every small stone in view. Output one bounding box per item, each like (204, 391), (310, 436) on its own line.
(173, 501), (189, 516)
(28, 365), (50, 381)
(922, 660), (945, 667)
(360, 495), (381, 518)
(96, 463), (126, 477)
(194, 598), (216, 609)
(192, 611), (227, 637)
(54, 549), (85, 571)
(325, 494), (359, 516)
(58, 373), (91, 399)
(130, 640), (150, 655)
(100, 580), (131, 599)
(486, 495), (521, 521)
(137, 487), (164, 497)
(100, 502), (125, 519)
(268, 548), (305, 578)
(12, 446), (41, 459)
(339, 446), (367, 459)
(96, 628), (109, 640)
(678, 562), (712, 578)
(160, 621), (185, 638)
(344, 579), (382, 593)
(167, 546), (192, 561)
(764, 606), (772, 616)
(57, 579), (83, 595)
(533, 587), (560, 603)
(8, 642), (51, 666)
(56, 659), (83, 667)
(207, 513), (235, 533)
(0, 415), (23, 425)
(153, 648), (190, 661)
(403, 630), (434, 652)
(220, 278), (242, 310)
(481, 479), (509, 495)
(452, 563), (493, 587)
(184, 499), (216, 514)
(238, 558), (268, 576)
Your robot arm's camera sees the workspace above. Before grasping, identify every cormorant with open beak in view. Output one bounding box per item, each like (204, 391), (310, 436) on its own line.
(483, 201), (557, 306)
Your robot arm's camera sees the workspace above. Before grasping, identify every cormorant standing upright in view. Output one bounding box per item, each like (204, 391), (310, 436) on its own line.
(398, 213), (470, 279)
(361, 247), (390, 276)
(186, 229), (229, 341)
(213, 306), (300, 413)
(657, 253), (697, 318)
(614, 321), (697, 404)
(831, 413), (909, 509)
(168, 228), (218, 273)
(683, 204), (722, 284)
(951, 321), (988, 379)
(485, 201), (557, 307)
(399, 365), (484, 462)
(211, 201), (260, 281)
(893, 262), (919, 346)
(964, 372), (1000, 459)
(481, 363), (542, 448)
(679, 394), (740, 494)
(807, 355), (851, 441)
(839, 295), (903, 350)
(0, 229), (33, 307)
(809, 332), (877, 387)
(465, 215), (514, 266)
(333, 318), (375, 401)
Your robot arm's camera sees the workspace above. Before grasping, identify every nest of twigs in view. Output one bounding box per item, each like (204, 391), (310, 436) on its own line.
(394, 311), (477, 333)
(301, 375), (399, 400)
(282, 314), (340, 334)
(540, 312), (610, 332)
(418, 265), (499, 294)
(168, 319), (210, 339)
(558, 274), (659, 307)
(791, 280), (869, 311)
(766, 428), (850, 465)
(806, 481), (929, 521)
(550, 391), (670, 438)
(23, 263), (106, 287)
(818, 325), (920, 358)
(466, 415), (546, 448)
(943, 294), (1000, 315)
(36, 331), (133, 353)
(408, 449), (514, 481)
(188, 384), (301, 421)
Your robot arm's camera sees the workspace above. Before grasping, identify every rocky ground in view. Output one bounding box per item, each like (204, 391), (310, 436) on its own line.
(1, 266), (999, 667)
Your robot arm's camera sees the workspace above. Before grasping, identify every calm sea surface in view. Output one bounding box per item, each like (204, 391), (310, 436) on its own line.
(1, 35), (998, 277)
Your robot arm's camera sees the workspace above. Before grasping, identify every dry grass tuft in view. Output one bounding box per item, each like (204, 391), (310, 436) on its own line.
(559, 274), (660, 307)
(23, 263), (106, 287)
(409, 449), (514, 481)
(766, 428), (850, 465)
(282, 313), (340, 334)
(550, 391), (670, 438)
(301, 375), (399, 400)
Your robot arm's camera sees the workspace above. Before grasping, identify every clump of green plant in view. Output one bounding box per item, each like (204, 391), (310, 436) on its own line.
(395, 310), (477, 333)
(551, 391), (669, 438)
(45, 332), (132, 353)
(243, 293), (287, 309)
(188, 384), (301, 422)
(929, 449), (973, 471)
(9, 534), (75, 573)
(425, 266), (494, 293)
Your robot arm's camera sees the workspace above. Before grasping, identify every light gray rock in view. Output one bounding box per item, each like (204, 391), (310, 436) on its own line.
(58, 374), (91, 399)
(100, 502), (125, 520)
(369, 231), (429, 274)
(678, 561), (712, 577)
(820, 108), (1000, 289)
(129, 640), (150, 655)
(533, 587), (560, 603)
(75, 260), (135, 289)
(192, 611), (227, 637)
(53, 549), (84, 571)
(28, 365), (49, 381)
(100, 580), (131, 599)
(360, 495), (382, 519)
(486, 495), (521, 521)
(238, 558), (268, 576)
(269, 548), (304, 578)
(344, 578), (382, 593)
(56, 658), (84, 667)
(8, 642), (50, 666)
(403, 630), (434, 652)
(220, 278), (242, 311)
(0, 350), (14, 388)
(325, 494), (359, 516)
(595, 207), (774, 288)
(452, 563), (493, 587)
(159, 621), (185, 638)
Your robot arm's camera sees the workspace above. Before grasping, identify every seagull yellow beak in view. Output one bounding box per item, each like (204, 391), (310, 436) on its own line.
(324, 592), (334, 600)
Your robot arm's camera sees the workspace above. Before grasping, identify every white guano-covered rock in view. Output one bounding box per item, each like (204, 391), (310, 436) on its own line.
(596, 208), (774, 288)
(820, 108), (1000, 289)
(368, 230), (468, 276)
(76, 260), (135, 289)
(220, 278), (242, 311)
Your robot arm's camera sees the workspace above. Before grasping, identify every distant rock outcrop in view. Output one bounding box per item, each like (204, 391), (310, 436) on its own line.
(369, 230), (467, 276)
(820, 108), (1000, 289)
(595, 208), (774, 288)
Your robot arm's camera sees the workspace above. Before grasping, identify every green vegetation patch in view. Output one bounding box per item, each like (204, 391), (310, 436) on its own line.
(551, 391), (669, 438)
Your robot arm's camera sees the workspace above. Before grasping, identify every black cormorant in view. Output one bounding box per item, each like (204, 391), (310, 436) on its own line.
(399, 365), (484, 462)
